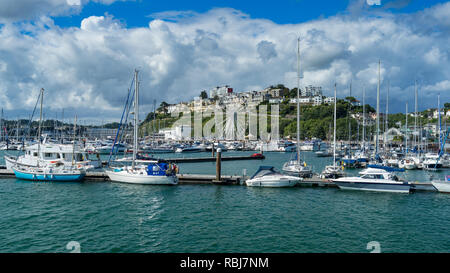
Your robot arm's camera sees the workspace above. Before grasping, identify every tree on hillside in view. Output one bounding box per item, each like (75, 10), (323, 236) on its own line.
(444, 102), (450, 109)
(200, 90), (208, 100)
(157, 101), (169, 115)
(345, 96), (357, 103)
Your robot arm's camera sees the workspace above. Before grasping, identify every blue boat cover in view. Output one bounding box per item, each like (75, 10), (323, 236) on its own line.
(367, 164), (405, 172)
(447, 175), (450, 182)
(146, 162), (170, 176)
(250, 166), (278, 179)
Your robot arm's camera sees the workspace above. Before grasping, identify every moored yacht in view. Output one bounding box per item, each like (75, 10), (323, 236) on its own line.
(332, 167), (412, 193)
(282, 156), (313, 178)
(12, 164), (86, 182)
(104, 69), (178, 185)
(5, 143), (101, 170)
(245, 166), (301, 187)
(422, 153), (443, 171)
(106, 161), (177, 185)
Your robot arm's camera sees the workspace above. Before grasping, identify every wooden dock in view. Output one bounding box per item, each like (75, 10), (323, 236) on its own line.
(0, 168), (243, 184)
(0, 168), (438, 190)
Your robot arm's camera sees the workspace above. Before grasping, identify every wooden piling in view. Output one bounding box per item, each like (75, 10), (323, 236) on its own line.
(215, 148), (222, 182)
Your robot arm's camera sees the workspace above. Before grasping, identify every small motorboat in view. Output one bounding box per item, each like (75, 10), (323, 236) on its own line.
(245, 166), (301, 187)
(431, 175), (450, 193)
(315, 149), (332, 157)
(332, 166), (411, 193)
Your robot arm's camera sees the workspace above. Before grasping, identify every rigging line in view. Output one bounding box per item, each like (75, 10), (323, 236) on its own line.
(107, 74), (136, 165)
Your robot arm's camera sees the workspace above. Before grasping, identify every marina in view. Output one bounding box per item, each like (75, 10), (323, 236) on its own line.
(1, 0), (450, 256)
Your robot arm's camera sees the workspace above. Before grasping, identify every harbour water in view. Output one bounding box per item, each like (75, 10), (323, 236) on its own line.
(0, 150), (449, 253)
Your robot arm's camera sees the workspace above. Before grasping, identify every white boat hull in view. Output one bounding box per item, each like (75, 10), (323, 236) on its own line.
(431, 181), (450, 193)
(333, 180), (411, 193)
(105, 170), (177, 185)
(246, 178), (298, 187)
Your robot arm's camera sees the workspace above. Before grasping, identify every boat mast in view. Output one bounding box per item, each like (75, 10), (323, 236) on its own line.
(132, 69), (139, 169)
(438, 93), (441, 152)
(376, 60), (380, 156)
(37, 88), (44, 166)
(405, 102), (408, 156)
(348, 80), (352, 155)
(0, 108), (3, 143)
(296, 37), (301, 165)
(414, 80), (418, 149)
(333, 83), (337, 168)
(362, 85), (366, 152)
(72, 115), (77, 166)
(385, 81), (389, 152)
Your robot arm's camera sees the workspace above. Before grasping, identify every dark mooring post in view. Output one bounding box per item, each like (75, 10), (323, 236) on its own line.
(211, 142), (215, 157)
(214, 148), (222, 183)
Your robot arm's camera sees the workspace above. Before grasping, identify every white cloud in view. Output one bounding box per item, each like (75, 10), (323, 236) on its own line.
(0, 6), (449, 120)
(367, 0), (381, 6)
(0, 0), (128, 23)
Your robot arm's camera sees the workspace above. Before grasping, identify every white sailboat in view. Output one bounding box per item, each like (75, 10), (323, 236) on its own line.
(320, 83), (344, 179)
(282, 38), (312, 178)
(105, 70), (178, 185)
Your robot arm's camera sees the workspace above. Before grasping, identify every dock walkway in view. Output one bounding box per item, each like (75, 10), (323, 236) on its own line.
(0, 168), (437, 191)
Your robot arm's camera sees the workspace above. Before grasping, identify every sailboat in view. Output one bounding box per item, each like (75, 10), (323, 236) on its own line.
(105, 70), (178, 185)
(423, 94), (443, 171)
(11, 88), (86, 182)
(398, 102), (417, 170)
(320, 83), (345, 179)
(282, 38), (312, 178)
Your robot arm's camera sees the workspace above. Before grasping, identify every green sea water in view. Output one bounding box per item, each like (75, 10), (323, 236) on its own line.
(0, 150), (449, 253)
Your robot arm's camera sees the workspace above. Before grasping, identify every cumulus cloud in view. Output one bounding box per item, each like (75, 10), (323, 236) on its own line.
(0, 0), (128, 23)
(0, 5), (449, 121)
(257, 40), (277, 62)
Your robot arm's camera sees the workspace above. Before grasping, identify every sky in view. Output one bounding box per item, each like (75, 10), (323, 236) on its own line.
(0, 0), (449, 123)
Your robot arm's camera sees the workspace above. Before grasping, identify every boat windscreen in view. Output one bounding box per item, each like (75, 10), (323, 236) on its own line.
(251, 167), (280, 179)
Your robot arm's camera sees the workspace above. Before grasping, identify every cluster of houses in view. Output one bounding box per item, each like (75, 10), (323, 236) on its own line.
(164, 85), (336, 115)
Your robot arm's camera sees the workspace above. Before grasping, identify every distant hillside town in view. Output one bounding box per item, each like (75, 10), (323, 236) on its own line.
(162, 84), (338, 115)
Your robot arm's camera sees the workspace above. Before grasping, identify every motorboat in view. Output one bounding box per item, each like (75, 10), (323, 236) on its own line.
(141, 144), (174, 153)
(300, 141), (317, 151)
(422, 153), (443, 171)
(315, 149), (332, 157)
(431, 175), (450, 193)
(245, 166), (301, 187)
(332, 166), (412, 193)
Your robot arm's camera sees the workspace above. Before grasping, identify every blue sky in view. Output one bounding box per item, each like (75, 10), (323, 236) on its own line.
(53, 0), (448, 28)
